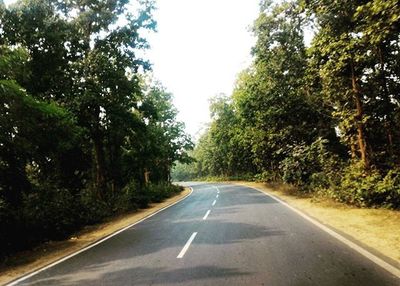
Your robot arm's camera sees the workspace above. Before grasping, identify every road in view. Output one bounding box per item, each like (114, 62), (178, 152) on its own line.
(10, 183), (400, 286)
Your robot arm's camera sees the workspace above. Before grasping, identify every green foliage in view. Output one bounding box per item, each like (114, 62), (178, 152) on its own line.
(79, 188), (111, 224)
(280, 139), (328, 187)
(253, 171), (277, 183)
(182, 0), (400, 210)
(0, 0), (191, 258)
(0, 79), (84, 205)
(144, 183), (183, 203)
(305, 0), (400, 168)
(377, 170), (400, 209)
(334, 164), (400, 208)
(172, 160), (198, 181)
(121, 179), (149, 209)
(138, 83), (194, 183)
(22, 187), (79, 241)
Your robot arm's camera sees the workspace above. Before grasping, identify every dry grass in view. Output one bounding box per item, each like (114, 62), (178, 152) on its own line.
(0, 188), (191, 286)
(235, 181), (400, 267)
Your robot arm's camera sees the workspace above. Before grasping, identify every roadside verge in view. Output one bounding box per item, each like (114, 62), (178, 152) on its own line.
(234, 181), (400, 271)
(1, 187), (191, 286)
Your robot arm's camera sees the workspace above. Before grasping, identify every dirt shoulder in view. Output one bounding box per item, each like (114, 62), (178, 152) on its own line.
(0, 188), (191, 286)
(234, 181), (400, 267)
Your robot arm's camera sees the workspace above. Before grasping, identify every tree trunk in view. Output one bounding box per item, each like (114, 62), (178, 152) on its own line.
(144, 168), (150, 184)
(378, 45), (394, 155)
(350, 138), (357, 159)
(93, 130), (106, 194)
(350, 58), (370, 169)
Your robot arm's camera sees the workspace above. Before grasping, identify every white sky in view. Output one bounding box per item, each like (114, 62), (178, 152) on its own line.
(147, 0), (259, 139)
(4, 0), (260, 139)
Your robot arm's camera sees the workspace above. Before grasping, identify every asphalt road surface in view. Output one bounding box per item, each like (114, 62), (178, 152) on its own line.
(11, 183), (400, 286)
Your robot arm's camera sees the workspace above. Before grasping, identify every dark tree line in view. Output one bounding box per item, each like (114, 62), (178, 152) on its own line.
(0, 0), (192, 257)
(173, 0), (400, 209)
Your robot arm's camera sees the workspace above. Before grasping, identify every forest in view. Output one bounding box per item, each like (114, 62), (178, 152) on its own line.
(173, 0), (400, 209)
(0, 0), (193, 257)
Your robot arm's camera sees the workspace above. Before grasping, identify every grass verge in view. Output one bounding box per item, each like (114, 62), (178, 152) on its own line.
(0, 187), (191, 286)
(234, 181), (400, 267)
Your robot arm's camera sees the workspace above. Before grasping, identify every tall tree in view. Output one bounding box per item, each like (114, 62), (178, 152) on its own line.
(1, 0), (157, 193)
(139, 83), (193, 182)
(237, 0), (334, 174)
(305, 0), (400, 169)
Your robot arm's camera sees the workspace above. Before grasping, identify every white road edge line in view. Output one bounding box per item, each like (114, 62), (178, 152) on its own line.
(203, 210), (211, 220)
(242, 184), (400, 279)
(177, 232), (197, 259)
(212, 200), (216, 206)
(6, 187), (195, 286)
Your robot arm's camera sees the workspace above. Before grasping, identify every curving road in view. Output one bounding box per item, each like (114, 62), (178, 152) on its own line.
(10, 183), (400, 285)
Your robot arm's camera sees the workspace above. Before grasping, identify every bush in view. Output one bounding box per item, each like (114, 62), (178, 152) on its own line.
(79, 188), (111, 224)
(308, 154), (344, 193)
(144, 182), (182, 203)
(230, 173), (255, 181)
(333, 163), (400, 208)
(253, 171), (277, 182)
(22, 187), (79, 241)
(374, 169), (400, 209)
(280, 138), (329, 188)
(0, 181), (184, 259)
(121, 180), (149, 209)
(0, 197), (17, 256)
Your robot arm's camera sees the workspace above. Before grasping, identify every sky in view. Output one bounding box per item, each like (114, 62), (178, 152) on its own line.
(146, 0), (260, 139)
(4, 0), (260, 139)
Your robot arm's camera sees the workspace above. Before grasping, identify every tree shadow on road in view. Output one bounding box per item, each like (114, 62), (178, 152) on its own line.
(18, 219), (283, 286)
(21, 265), (252, 286)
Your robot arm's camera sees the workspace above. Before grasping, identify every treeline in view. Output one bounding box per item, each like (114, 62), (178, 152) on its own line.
(173, 0), (400, 209)
(0, 0), (192, 257)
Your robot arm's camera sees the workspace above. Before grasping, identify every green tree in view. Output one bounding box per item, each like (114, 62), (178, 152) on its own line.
(1, 0), (157, 194)
(235, 1), (336, 176)
(305, 0), (400, 169)
(139, 83), (193, 183)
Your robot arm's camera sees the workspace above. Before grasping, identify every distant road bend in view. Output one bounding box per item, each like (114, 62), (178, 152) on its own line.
(9, 183), (400, 286)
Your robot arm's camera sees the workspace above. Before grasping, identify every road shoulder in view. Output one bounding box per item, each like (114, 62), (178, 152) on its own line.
(0, 188), (191, 286)
(233, 181), (400, 268)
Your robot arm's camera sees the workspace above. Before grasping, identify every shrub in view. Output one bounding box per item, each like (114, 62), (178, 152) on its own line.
(0, 181), (184, 259)
(253, 171), (277, 182)
(79, 188), (111, 225)
(144, 182), (182, 203)
(121, 180), (149, 209)
(375, 169), (400, 209)
(333, 163), (400, 209)
(280, 138), (329, 188)
(22, 187), (79, 242)
(0, 197), (17, 256)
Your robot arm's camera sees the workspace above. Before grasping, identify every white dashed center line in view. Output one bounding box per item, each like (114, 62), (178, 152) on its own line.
(177, 232), (197, 258)
(203, 210), (211, 220)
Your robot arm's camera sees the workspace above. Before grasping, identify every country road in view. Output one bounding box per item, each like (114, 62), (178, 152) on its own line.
(9, 183), (400, 286)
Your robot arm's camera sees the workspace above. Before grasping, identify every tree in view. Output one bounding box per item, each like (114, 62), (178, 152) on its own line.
(305, 0), (400, 169)
(1, 0), (157, 194)
(235, 1), (335, 175)
(139, 83), (193, 183)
